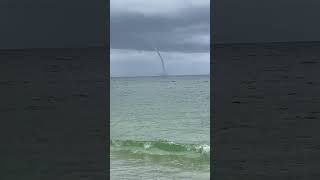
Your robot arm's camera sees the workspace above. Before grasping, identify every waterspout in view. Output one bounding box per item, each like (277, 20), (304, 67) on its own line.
(154, 47), (167, 76)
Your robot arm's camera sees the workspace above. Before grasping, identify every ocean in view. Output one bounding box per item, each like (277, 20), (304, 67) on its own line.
(110, 75), (210, 179)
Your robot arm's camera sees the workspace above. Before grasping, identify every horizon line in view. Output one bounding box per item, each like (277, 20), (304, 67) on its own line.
(110, 74), (210, 78)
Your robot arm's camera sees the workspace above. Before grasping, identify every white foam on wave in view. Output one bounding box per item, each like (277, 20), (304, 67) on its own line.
(144, 142), (152, 149)
(195, 144), (210, 153)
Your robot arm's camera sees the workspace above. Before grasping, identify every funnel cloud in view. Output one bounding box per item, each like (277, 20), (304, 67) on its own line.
(154, 48), (167, 75)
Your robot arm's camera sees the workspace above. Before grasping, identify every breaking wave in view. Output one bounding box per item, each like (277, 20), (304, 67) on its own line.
(110, 139), (210, 169)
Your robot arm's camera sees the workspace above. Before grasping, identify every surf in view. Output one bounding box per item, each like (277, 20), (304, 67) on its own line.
(111, 139), (210, 169)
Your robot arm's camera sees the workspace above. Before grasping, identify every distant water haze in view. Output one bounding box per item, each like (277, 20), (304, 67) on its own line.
(110, 49), (210, 77)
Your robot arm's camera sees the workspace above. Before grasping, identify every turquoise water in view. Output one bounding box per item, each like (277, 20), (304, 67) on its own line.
(110, 75), (210, 179)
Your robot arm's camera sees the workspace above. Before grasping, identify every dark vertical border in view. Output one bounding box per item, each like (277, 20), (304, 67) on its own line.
(210, 1), (320, 179)
(106, 0), (110, 179)
(210, 0), (216, 178)
(0, 0), (110, 179)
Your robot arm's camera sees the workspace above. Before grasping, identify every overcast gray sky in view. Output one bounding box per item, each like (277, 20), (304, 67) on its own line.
(110, 0), (210, 77)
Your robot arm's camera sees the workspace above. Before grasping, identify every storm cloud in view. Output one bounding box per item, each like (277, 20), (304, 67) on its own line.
(110, 0), (210, 77)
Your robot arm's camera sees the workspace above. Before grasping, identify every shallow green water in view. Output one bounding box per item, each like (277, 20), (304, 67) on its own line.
(110, 75), (210, 179)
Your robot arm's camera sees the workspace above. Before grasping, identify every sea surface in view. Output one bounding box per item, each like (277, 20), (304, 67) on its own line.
(110, 75), (210, 180)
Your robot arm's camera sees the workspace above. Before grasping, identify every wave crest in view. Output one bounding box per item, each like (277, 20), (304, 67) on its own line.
(111, 139), (210, 154)
(111, 139), (210, 169)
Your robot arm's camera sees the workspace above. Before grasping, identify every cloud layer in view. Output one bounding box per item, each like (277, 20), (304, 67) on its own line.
(111, 0), (209, 17)
(110, 0), (210, 76)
